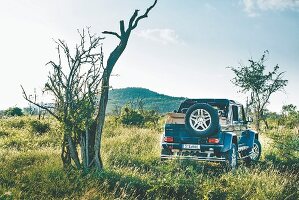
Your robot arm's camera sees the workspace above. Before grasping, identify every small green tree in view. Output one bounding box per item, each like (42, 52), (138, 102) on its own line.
(120, 106), (144, 126)
(282, 104), (297, 116)
(265, 111), (281, 129)
(281, 104), (299, 128)
(4, 107), (24, 117)
(229, 51), (288, 131)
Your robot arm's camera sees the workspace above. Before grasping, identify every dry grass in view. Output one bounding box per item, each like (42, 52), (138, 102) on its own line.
(0, 116), (298, 199)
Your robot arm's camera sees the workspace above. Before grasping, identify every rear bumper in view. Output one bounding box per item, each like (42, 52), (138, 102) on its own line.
(161, 143), (226, 162)
(162, 143), (224, 151)
(161, 154), (226, 162)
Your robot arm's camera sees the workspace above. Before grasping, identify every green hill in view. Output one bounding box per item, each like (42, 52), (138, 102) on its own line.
(107, 87), (186, 113)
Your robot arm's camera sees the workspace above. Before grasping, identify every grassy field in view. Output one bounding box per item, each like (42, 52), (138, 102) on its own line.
(0, 116), (298, 199)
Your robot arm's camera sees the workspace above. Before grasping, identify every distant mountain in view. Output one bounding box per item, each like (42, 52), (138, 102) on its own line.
(107, 87), (186, 114)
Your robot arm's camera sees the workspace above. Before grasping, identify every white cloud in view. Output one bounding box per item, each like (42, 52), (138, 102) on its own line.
(204, 3), (217, 12)
(243, 0), (259, 16)
(135, 29), (183, 45)
(243, 0), (299, 16)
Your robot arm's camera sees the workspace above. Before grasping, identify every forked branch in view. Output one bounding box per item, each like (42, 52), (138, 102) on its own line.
(131, 0), (157, 30)
(102, 0), (158, 39)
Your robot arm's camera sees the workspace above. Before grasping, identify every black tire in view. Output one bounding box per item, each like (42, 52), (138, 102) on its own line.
(244, 139), (261, 165)
(224, 143), (238, 171)
(185, 103), (219, 137)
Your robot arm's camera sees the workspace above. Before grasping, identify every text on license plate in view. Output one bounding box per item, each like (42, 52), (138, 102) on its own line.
(183, 144), (201, 149)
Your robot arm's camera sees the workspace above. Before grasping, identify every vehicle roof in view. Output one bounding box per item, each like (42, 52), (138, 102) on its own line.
(182, 98), (242, 106)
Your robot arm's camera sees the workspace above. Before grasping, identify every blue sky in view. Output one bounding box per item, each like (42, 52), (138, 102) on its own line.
(0, 0), (298, 112)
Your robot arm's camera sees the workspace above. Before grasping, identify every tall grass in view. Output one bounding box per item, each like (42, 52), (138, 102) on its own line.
(0, 116), (298, 199)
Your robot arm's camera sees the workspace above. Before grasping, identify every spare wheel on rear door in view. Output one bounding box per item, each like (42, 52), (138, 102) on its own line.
(185, 103), (219, 137)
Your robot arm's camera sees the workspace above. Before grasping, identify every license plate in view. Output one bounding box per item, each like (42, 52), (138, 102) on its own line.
(183, 144), (200, 149)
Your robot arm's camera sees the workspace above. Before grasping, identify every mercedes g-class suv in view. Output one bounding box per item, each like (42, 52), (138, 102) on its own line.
(161, 99), (261, 170)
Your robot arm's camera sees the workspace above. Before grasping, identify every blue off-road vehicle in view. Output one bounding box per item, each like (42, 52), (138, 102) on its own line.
(161, 99), (261, 170)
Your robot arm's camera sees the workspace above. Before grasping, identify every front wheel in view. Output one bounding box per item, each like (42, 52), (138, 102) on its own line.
(245, 139), (261, 165)
(224, 143), (238, 171)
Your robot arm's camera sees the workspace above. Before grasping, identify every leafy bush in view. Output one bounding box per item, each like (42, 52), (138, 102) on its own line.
(280, 113), (299, 129)
(4, 107), (24, 117)
(265, 104), (299, 129)
(7, 119), (26, 129)
(0, 116), (62, 150)
(0, 130), (9, 137)
(30, 120), (50, 135)
(263, 128), (299, 170)
(119, 106), (144, 126)
(111, 104), (161, 129)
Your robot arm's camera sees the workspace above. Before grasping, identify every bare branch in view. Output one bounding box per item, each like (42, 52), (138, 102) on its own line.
(120, 20), (126, 36)
(102, 31), (121, 39)
(128, 10), (139, 29)
(131, 0), (157, 30)
(21, 85), (61, 121)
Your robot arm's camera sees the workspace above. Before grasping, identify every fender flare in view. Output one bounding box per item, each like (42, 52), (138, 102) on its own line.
(221, 132), (237, 152)
(238, 130), (257, 148)
(246, 130), (256, 148)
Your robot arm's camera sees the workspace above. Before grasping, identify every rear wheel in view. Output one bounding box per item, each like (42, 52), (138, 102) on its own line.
(245, 139), (261, 165)
(224, 143), (238, 171)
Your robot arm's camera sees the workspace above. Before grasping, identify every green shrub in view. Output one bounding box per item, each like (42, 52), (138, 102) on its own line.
(4, 107), (24, 117)
(263, 128), (299, 171)
(119, 106), (144, 126)
(30, 120), (50, 135)
(7, 119), (26, 129)
(0, 116), (61, 150)
(205, 188), (227, 200)
(0, 130), (9, 137)
(111, 104), (161, 129)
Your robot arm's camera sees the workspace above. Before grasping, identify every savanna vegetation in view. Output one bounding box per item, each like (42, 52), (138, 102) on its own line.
(0, 107), (298, 199)
(0, 1), (297, 199)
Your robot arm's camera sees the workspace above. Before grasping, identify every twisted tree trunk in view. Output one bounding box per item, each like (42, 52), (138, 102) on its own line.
(93, 0), (158, 171)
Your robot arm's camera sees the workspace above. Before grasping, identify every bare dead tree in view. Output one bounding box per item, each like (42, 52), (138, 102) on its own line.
(93, 0), (158, 170)
(22, 28), (104, 170)
(22, 0), (158, 171)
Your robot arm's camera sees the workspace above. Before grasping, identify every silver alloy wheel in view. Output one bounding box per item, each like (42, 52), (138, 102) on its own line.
(250, 143), (260, 160)
(189, 109), (211, 131)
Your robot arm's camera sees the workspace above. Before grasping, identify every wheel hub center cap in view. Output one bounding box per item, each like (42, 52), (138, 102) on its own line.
(198, 118), (204, 123)
(189, 108), (211, 131)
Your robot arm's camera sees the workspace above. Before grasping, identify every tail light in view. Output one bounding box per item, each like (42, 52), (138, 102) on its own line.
(164, 136), (174, 143)
(208, 138), (219, 144)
